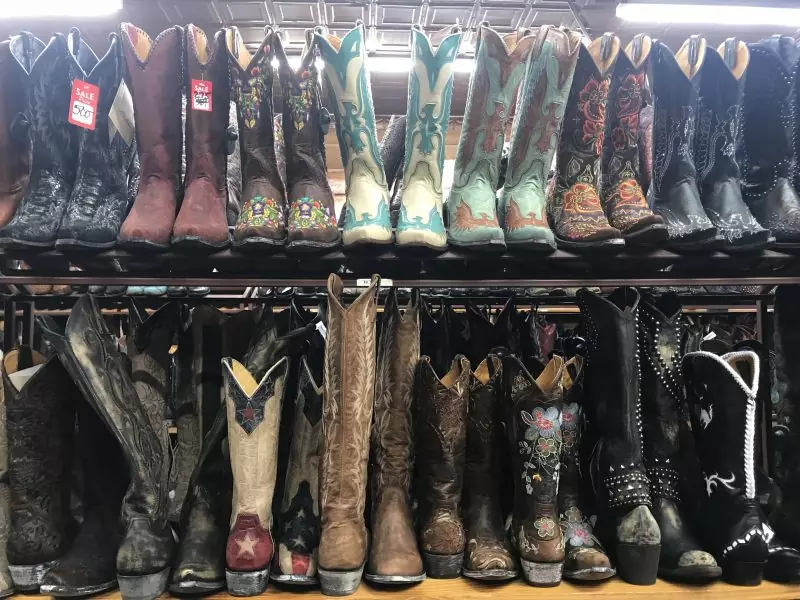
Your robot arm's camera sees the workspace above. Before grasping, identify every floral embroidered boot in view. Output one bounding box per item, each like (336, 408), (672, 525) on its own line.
(275, 32), (339, 251)
(503, 354), (565, 586)
(559, 356), (615, 581)
(315, 23), (392, 247)
(548, 34), (624, 251)
(599, 35), (666, 245)
(500, 27), (580, 250)
(227, 27), (287, 249)
(446, 23), (536, 251)
(396, 25), (463, 250)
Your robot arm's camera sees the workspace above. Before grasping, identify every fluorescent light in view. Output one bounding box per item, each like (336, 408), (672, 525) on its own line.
(0, 0), (122, 17)
(617, 2), (800, 26)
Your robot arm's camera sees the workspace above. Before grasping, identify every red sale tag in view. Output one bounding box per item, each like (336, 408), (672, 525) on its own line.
(68, 79), (99, 130)
(192, 79), (212, 112)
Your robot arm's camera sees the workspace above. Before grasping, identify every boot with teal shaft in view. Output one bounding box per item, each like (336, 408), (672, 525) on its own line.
(396, 24), (463, 250)
(446, 23), (536, 251)
(315, 22), (392, 247)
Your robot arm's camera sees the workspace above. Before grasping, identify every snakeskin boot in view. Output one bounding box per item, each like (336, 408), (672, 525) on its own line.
(0, 374), (13, 597)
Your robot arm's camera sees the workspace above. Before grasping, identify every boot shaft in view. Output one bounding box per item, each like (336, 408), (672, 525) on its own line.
(559, 355), (585, 509)
(465, 356), (504, 494)
(0, 39), (32, 214)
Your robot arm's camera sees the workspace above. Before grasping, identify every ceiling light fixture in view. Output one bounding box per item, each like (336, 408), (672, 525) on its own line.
(616, 2), (800, 26)
(0, 0), (122, 18)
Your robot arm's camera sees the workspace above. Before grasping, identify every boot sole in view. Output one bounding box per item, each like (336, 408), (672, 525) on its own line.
(395, 229), (447, 251)
(723, 560), (766, 586)
(447, 239), (506, 252)
(232, 237), (287, 251)
(269, 573), (317, 585)
(172, 236), (230, 251)
(117, 238), (170, 252)
(55, 238), (118, 251)
(564, 566), (616, 581)
(667, 231), (721, 253)
(40, 579), (118, 597)
(0, 588), (13, 598)
(720, 234), (775, 254)
(555, 236), (625, 252)
(286, 238), (341, 253)
(168, 578), (227, 594)
(421, 552), (463, 579)
(505, 239), (557, 252)
(9, 561), (58, 591)
(342, 232), (394, 248)
(318, 565), (364, 596)
(615, 543), (660, 585)
(622, 223), (669, 246)
(659, 564), (723, 582)
(462, 568), (518, 581)
(363, 572), (426, 584)
(520, 559), (563, 586)
(0, 237), (55, 250)
(226, 568), (269, 596)
(117, 567), (170, 600)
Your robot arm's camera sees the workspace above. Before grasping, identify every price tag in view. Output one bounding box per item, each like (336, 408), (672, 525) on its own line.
(315, 321), (327, 340)
(356, 278), (392, 287)
(68, 79), (99, 130)
(191, 79), (212, 112)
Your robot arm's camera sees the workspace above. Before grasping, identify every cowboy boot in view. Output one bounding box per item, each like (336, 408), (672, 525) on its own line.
(0, 37), (32, 229)
(3, 348), (75, 590)
(118, 24), (183, 250)
(315, 24), (392, 247)
(462, 356), (516, 581)
(577, 287), (661, 585)
(39, 296), (174, 600)
(499, 27), (579, 250)
(366, 290), (424, 584)
(0, 376), (13, 597)
(695, 39), (771, 251)
(397, 25), (463, 250)
(647, 37), (717, 250)
(503, 354), (565, 585)
(682, 349), (769, 585)
(639, 294), (721, 581)
(600, 35), (666, 245)
(548, 34), (624, 251)
(0, 33), (92, 249)
(740, 37), (800, 247)
(274, 32), (339, 251)
(420, 298), (454, 378)
(380, 114), (405, 225)
(447, 23), (535, 250)
(55, 31), (138, 250)
(463, 298), (518, 366)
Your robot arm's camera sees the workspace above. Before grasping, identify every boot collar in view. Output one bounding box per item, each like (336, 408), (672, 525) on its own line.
(9, 31), (47, 74)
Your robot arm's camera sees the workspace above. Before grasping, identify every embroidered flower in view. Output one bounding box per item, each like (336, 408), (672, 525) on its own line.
(563, 182), (602, 215)
(577, 77), (609, 154)
(288, 197), (337, 232)
(567, 525), (592, 547)
(564, 506), (583, 523)
(522, 406), (561, 439)
(534, 517), (557, 539)
(237, 196), (283, 230)
(536, 437), (558, 457)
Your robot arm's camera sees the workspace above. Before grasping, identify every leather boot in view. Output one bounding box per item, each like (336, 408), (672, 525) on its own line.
(695, 39), (771, 251)
(366, 290), (424, 584)
(0, 374), (13, 598)
(414, 355), (470, 579)
(503, 354), (565, 585)
(397, 25), (462, 250)
(0, 33), (91, 249)
(500, 27), (579, 250)
(172, 25), (230, 249)
(576, 287), (661, 585)
(317, 274), (379, 595)
(315, 24), (392, 247)
(740, 36), (800, 248)
(558, 355), (614, 581)
(380, 115), (405, 226)
(0, 37), (32, 229)
(648, 37), (717, 250)
(463, 298), (518, 366)
(274, 33), (339, 251)
(600, 35), (666, 245)
(420, 298), (454, 378)
(56, 31), (138, 250)
(3, 348), (75, 591)
(639, 294), (721, 581)
(682, 349), (769, 585)
(447, 23), (535, 250)
(40, 295), (175, 600)
(118, 24), (183, 250)
(462, 356), (516, 581)
(548, 34), (624, 251)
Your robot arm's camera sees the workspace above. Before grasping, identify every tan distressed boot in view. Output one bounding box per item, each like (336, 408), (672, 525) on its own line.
(366, 289), (424, 584)
(318, 274), (379, 595)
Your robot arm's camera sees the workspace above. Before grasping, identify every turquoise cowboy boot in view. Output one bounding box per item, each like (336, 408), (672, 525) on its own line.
(500, 27), (581, 250)
(315, 22), (392, 247)
(396, 24), (463, 250)
(446, 23), (536, 251)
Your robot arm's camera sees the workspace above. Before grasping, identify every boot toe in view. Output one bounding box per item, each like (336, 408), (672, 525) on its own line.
(678, 550), (717, 567)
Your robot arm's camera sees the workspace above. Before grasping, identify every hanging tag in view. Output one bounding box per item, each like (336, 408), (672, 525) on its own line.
(702, 331), (717, 341)
(109, 80), (135, 146)
(315, 321), (327, 340)
(191, 79), (212, 112)
(68, 79), (99, 130)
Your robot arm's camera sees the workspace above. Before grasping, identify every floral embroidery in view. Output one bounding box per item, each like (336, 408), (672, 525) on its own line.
(288, 197), (336, 231)
(577, 77), (609, 155)
(561, 402), (580, 451)
(534, 517), (557, 539)
(287, 70), (315, 131)
(523, 406), (560, 439)
(233, 64), (270, 130)
(518, 406), (562, 494)
(561, 506), (596, 548)
(237, 196), (283, 230)
(611, 72), (644, 152)
(563, 182), (602, 215)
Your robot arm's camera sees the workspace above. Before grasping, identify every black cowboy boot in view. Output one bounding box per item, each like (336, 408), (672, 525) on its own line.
(648, 37), (717, 250)
(463, 299), (518, 366)
(379, 115), (406, 226)
(740, 37), (800, 247)
(576, 287), (661, 585)
(695, 39), (770, 251)
(682, 349), (769, 585)
(55, 30), (138, 250)
(420, 299), (454, 378)
(639, 294), (721, 581)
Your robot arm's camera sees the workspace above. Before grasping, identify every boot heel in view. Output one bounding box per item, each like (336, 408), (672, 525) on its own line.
(422, 552), (463, 579)
(8, 561), (57, 591)
(225, 568), (270, 596)
(318, 565), (364, 596)
(520, 559), (563, 587)
(117, 567), (170, 600)
(723, 561), (766, 586)
(615, 543), (660, 585)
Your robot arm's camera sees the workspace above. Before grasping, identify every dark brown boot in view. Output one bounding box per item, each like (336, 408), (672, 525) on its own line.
(0, 39), (31, 229)
(118, 23), (183, 250)
(172, 25), (230, 250)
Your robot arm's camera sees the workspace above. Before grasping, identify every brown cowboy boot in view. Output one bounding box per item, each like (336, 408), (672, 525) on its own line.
(0, 39), (30, 229)
(366, 290), (425, 584)
(118, 24), (183, 250)
(318, 274), (379, 595)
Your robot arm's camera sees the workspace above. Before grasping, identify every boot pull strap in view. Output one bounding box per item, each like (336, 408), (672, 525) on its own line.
(20, 31), (33, 71)
(723, 37), (738, 69)
(600, 32), (613, 62)
(17, 346), (33, 371)
(69, 27), (81, 60)
(684, 34), (705, 78)
(630, 33), (645, 63)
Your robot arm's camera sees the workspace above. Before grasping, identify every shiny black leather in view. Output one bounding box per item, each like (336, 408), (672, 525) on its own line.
(379, 114), (406, 221)
(765, 534), (800, 583)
